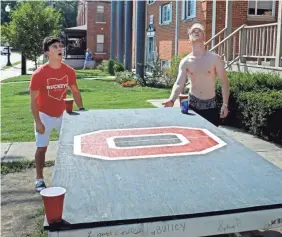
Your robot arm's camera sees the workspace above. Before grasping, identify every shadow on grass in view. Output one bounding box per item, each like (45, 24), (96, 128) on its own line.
(1, 196), (42, 206)
(76, 70), (109, 79)
(1, 160), (55, 175)
(17, 87), (98, 96)
(16, 90), (30, 96)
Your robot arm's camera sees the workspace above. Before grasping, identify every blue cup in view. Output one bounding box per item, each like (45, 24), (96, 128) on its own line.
(181, 99), (189, 114)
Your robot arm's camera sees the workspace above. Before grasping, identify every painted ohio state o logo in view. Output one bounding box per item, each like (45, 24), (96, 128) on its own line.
(73, 126), (226, 160)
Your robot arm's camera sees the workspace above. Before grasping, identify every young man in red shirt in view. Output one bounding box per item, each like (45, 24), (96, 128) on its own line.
(30, 36), (85, 192)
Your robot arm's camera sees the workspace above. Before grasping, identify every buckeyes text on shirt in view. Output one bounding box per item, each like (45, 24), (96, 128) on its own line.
(29, 63), (77, 117)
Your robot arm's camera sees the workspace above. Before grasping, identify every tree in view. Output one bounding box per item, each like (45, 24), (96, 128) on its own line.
(53, 1), (78, 28)
(1, 1), (18, 24)
(2, 1), (62, 69)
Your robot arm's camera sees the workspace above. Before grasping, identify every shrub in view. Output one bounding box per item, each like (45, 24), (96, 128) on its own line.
(108, 59), (115, 75)
(169, 53), (188, 83)
(162, 67), (175, 88)
(96, 60), (108, 72)
(238, 91), (282, 144)
(114, 62), (125, 74)
(144, 56), (164, 87)
(141, 53), (189, 89)
(115, 70), (138, 84)
(216, 71), (282, 126)
(224, 71), (282, 93)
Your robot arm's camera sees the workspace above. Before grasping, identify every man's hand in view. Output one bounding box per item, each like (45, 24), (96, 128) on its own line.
(35, 121), (45, 134)
(220, 104), (229, 118)
(162, 100), (174, 107)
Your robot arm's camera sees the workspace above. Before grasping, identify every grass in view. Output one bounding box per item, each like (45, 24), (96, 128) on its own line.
(26, 207), (48, 237)
(2, 61), (21, 70)
(1, 69), (110, 83)
(1, 76), (170, 142)
(76, 69), (110, 79)
(1, 74), (31, 83)
(1, 160), (55, 174)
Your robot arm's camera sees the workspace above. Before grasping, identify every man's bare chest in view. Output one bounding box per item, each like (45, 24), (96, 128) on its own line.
(185, 58), (216, 77)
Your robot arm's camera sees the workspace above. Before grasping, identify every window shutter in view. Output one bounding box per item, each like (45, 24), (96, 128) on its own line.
(170, 2), (173, 23)
(181, 0), (185, 20)
(159, 6), (162, 25)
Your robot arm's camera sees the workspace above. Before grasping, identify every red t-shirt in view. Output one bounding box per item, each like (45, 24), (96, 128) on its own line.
(30, 63), (77, 117)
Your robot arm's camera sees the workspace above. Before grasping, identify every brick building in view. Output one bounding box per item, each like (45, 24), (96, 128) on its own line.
(144, 0), (280, 68)
(74, 0), (280, 70)
(76, 0), (111, 63)
(142, 0), (278, 68)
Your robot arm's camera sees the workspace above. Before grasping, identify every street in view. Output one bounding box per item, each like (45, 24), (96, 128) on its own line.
(0, 47), (43, 81)
(0, 46), (21, 69)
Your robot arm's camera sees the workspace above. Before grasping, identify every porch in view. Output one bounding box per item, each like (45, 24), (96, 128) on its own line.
(205, 0), (282, 75)
(62, 24), (94, 69)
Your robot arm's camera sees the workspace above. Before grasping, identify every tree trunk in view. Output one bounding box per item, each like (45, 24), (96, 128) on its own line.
(34, 56), (37, 69)
(21, 54), (26, 75)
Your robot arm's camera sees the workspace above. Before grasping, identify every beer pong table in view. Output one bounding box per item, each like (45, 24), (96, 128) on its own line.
(45, 108), (282, 237)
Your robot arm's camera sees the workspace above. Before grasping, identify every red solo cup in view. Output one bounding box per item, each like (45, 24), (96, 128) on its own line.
(40, 187), (66, 224)
(178, 94), (189, 104)
(64, 98), (74, 113)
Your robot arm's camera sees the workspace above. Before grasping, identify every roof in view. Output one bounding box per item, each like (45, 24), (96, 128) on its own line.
(64, 25), (87, 32)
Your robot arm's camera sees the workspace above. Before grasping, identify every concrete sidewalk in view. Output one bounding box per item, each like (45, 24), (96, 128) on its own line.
(1, 141), (58, 162)
(0, 55), (44, 81)
(1, 99), (281, 170)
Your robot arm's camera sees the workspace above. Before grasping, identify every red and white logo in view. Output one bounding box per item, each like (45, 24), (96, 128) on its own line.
(73, 126), (226, 160)
(46, 75), (68, 101)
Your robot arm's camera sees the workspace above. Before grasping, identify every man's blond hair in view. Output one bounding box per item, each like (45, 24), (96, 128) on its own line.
(187, 22), (205, 35)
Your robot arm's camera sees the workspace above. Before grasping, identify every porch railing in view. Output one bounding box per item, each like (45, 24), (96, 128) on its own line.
(206, 22), (281, 68)
(242, 23), (278, 63)
(205, 27), (227, 55)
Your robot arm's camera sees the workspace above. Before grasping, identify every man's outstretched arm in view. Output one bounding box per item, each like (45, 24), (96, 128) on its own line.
(169, 59), (188, 102)
(215, 55), (230, 118)
(69, 84), (84, 110)
(163, 59), (187, 107)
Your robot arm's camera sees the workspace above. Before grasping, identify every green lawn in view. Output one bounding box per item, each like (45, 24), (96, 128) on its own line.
(1, 76), (170, 142)
(1, 69), (110, 83)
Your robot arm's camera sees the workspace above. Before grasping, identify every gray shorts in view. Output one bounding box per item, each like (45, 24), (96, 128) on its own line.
(188, 93), (217, 110)
(188, 93), (220, 127)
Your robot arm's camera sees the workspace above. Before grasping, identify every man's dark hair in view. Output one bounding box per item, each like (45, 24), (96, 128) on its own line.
(43, 36), (61, 52)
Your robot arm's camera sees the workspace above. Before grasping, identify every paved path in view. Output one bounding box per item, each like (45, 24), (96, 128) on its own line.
(0, 49), (21, 69)
(0, 55), (43, 81)
(1, 141), (58, 162)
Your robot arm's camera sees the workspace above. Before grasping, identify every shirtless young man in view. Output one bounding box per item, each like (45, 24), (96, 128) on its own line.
(162, 23), (230, 127)
(30, 36), (85, 192)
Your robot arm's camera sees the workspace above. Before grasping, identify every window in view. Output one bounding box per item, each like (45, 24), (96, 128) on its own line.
(147, 36), (156, 62)
(148, 0), (155, 4)
(181, 0), (196, 20)
(149, 15), (154, 24)
(161, 60), (170, 69)
(159, 3), (172, 25)
(248, 0), (275, 16)
(96, 5), (105, 22)
(96, 34), (104, 53)
(146, 36), (156, 70)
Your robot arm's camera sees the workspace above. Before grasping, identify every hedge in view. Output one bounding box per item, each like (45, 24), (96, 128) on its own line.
(238, 91), (282, 144)
(216, 71), (282, 143)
